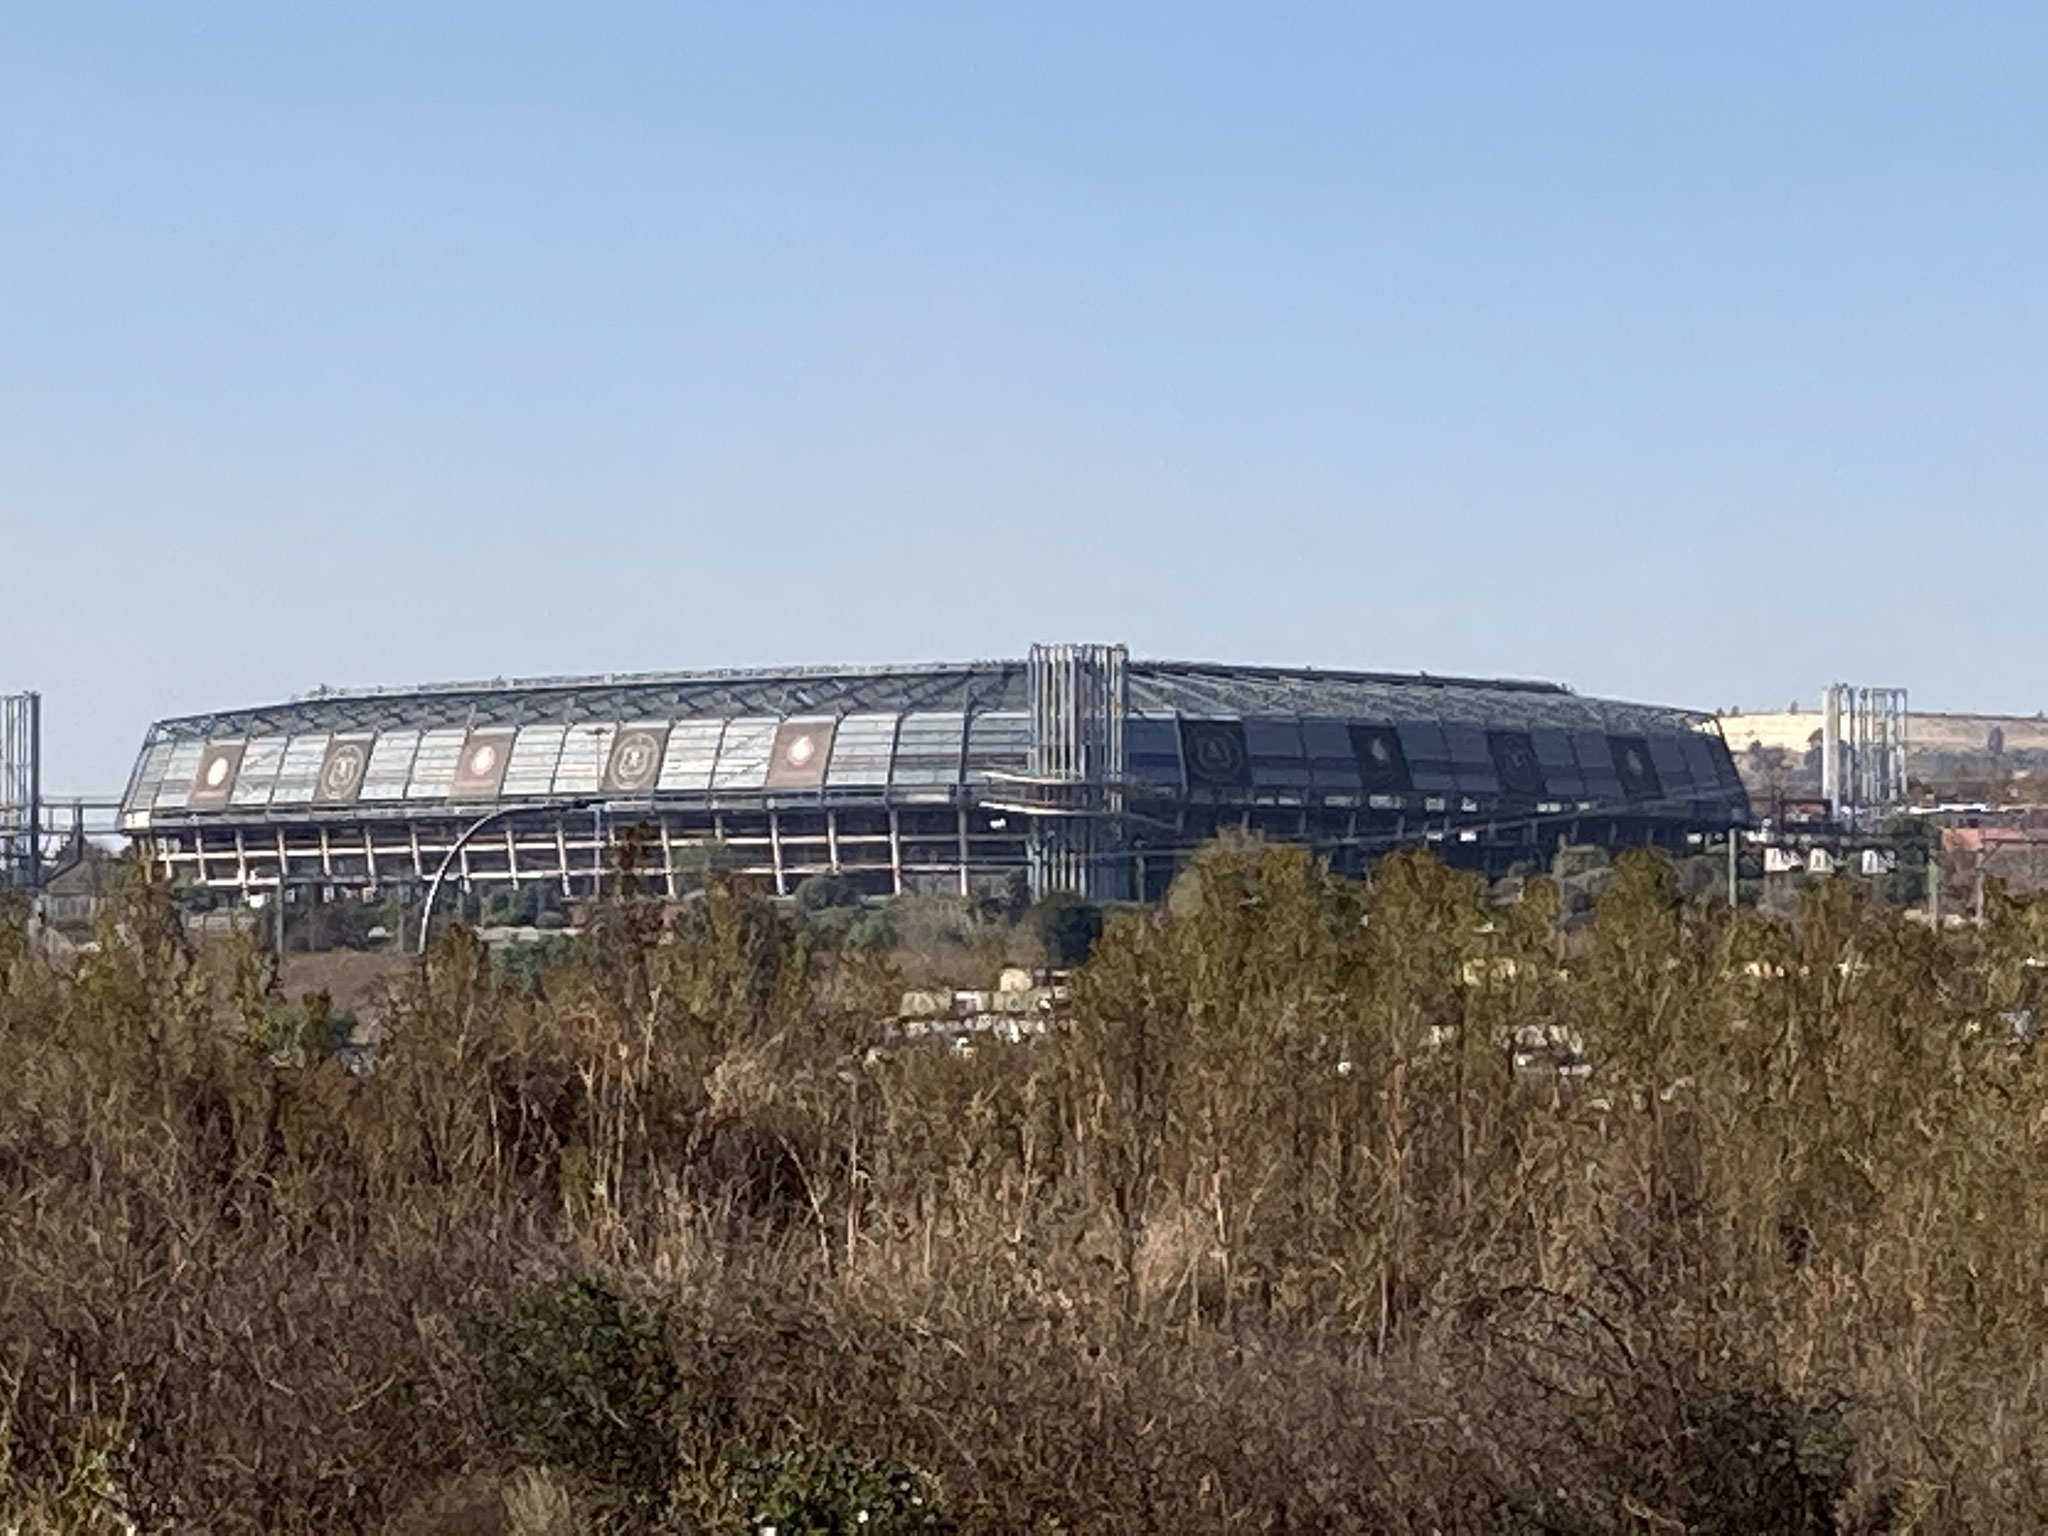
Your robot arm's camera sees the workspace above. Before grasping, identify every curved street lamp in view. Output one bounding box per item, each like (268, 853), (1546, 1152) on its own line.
(415, 797), (605, 955)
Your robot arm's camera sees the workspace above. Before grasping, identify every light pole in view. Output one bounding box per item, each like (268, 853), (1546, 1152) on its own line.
(415, 798), (604, 955)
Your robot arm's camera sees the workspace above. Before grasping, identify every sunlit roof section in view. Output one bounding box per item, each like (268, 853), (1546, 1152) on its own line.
(503, 725), (566, 799)
(272, 735), (329, 805)
(710, 718), (778, 791)
(892, 712), (966, 789)
(826, 714), (899, 788)
(360, 731), (419, 802)
(230, 737), (286, 809)
(658, 720), (726, 793)
(405, 729), (465, 800)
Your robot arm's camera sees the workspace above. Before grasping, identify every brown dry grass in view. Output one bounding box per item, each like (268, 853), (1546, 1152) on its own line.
(277, 950), (412, 1018)
(0, 840), (2044, 1532)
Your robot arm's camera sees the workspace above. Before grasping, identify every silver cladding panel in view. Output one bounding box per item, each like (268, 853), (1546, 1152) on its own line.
(129, 740), (175, 812)
(710, 718), (777, 791)
(152, 741), (205, 810)
(825, 714), (898, 788)
(273, 734), (330, 804)
(361, 731), (420, 801)
(892, 712), (966, 789)
(503, 725), (566, 799)
(964, 711), (1031, 779)
(659, 720), (726, 793)
(230, 737), (286, 808)
(553, 724), (613, 796)
(405, 729), (465, 801)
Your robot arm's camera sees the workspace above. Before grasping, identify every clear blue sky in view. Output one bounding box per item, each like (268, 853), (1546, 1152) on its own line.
(6, 3), (2047, 793)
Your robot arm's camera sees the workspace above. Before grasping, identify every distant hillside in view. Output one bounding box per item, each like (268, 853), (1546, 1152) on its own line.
(1721, 707), (2048, 804)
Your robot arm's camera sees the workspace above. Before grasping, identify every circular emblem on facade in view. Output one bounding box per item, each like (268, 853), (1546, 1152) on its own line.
(1192, 731), (1245, 778)
(1367, 736), (1393, 765)
(610, 729), (663, 790)
(1623, 748), (1646, 778)
(467, 742), (499, 778)
(204, 755), (232, 789)
(321, 741), (367, 797)
(786, 734), (816, 767)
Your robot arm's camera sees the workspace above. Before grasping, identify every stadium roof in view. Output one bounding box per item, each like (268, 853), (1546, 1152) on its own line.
(135, 656), (1705, 748)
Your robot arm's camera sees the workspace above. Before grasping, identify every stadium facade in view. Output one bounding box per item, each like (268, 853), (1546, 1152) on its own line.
(120, 644), (1750, 905)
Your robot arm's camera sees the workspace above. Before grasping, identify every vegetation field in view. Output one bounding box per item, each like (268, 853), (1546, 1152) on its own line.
(1, 840), (2044, 1532)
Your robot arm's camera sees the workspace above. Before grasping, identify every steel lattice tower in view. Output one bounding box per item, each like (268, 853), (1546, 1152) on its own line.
(1, 693), (41, 892)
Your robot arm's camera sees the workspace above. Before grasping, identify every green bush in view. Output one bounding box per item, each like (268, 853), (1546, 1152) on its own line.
(1500, 1379), (1854, 1535)
(489, 932), (583, 997)
(684, 1440), (952, 1534)
(793, 874), (864, 914)
(1026, 890), (1102, 967)
(246, 989), (352, 1064)
(467, 1272), (681, 1505)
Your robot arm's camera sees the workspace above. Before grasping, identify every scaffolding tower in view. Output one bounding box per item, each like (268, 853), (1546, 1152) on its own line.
(1025, 643), (1128, 899)
(1820, 683), (1908, 825)
(2, 693), (41, 892)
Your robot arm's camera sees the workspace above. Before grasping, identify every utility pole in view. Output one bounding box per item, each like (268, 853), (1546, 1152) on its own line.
(1726, 826), (1739, 908)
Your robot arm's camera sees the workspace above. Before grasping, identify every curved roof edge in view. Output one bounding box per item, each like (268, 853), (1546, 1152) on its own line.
(286, 656), (1025, 708)
(132, 653), (1726, 758)
(147, 654), (1575, 734)
(1143, 658), (1570, 697)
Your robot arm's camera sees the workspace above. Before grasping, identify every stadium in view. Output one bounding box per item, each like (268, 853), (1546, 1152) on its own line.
(119, 643), (1750, 907)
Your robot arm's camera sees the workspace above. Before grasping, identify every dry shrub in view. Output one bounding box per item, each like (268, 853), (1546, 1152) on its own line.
(0, 849), (2044, 1531)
